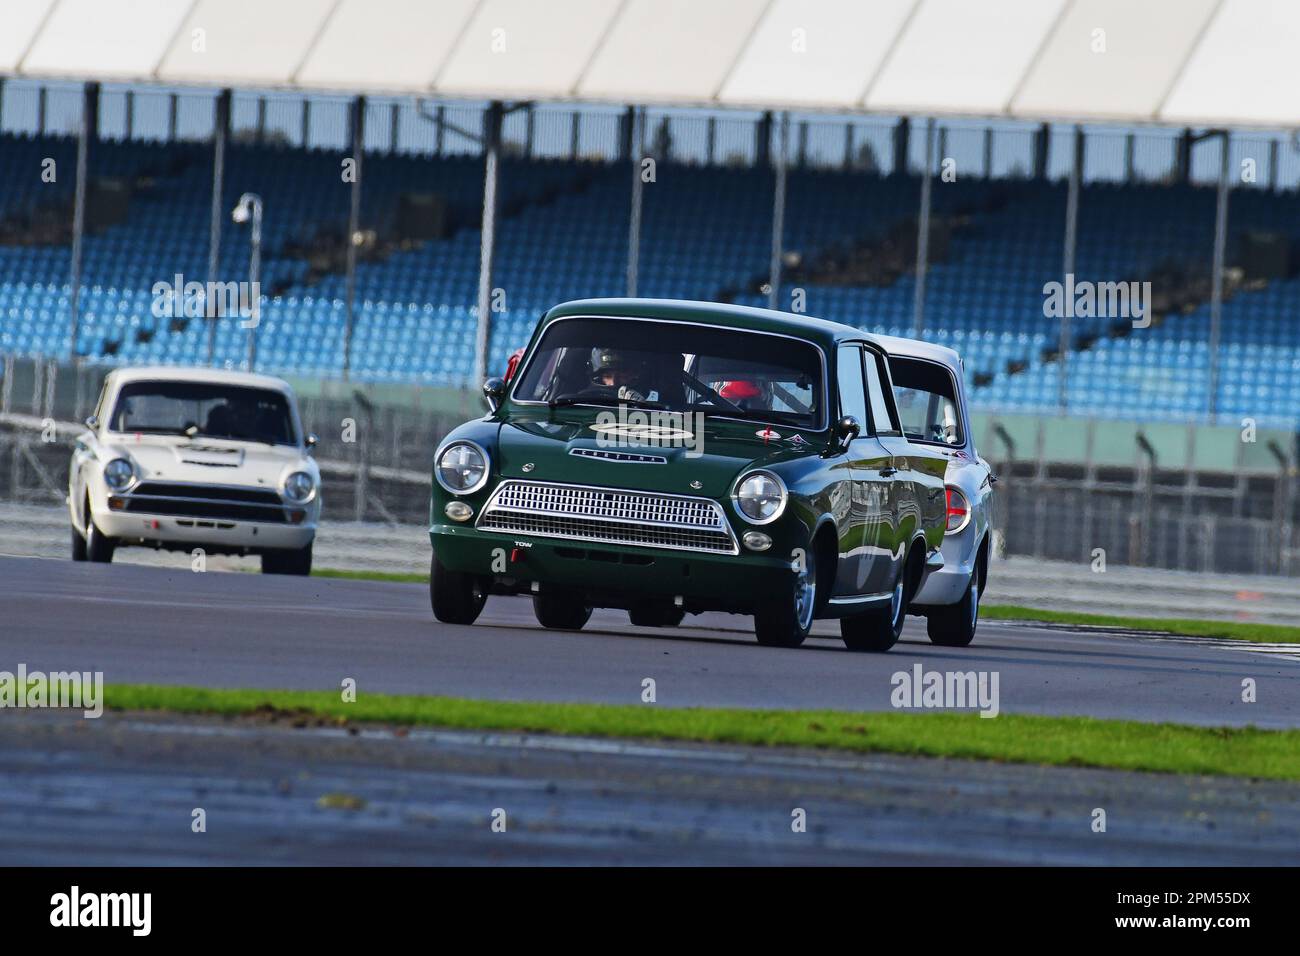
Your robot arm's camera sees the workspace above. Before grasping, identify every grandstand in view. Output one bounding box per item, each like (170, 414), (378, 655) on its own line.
(3, 120), (1298, 427)
(0, 0), (1297, 431)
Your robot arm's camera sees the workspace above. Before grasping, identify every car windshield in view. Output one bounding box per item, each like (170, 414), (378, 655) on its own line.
(889, 356), (963, 446)
(109, 381), (298, 446)
(512, 317), (825, 429)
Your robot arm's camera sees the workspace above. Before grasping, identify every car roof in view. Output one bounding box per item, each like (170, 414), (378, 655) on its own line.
(104, 365), (295, 393)
(543, 298), (888, 351)
(871, 333), (963, 370)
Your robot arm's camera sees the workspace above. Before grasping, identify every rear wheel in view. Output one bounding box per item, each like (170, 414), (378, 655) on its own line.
(262, 542), (313, 576)
(533, 591), (592, 630)
(927, 569), (980, 647)
(841, 566), (907, 652)
(430, 552), (487, 625)
(754, 547), (817, 648)
(628, 602), (685, 628)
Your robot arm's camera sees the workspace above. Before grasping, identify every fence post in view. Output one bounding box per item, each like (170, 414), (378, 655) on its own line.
(1, 355), (12, 415)
(42, 359), (56, 420)
(31, 360), (43, 415)
(352, 391), (374, 523)
(1207, 131), (1231, 421)
(913, 118), (935, 336)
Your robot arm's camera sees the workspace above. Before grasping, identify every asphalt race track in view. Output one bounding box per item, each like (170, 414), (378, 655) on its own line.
(4, 554), (1300, 864)
(2, 555), (1298, 727)
(4, 709), (1298, 865)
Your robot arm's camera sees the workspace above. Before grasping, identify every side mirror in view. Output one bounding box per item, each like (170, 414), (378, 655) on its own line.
(483, 377), (506, 412)
(836, 415), (861, 447)
(84, 416), (98, 430)
(305, 433), (318, 454)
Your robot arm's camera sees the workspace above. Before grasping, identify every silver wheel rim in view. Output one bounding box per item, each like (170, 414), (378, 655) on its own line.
(795, 555), (815, 631)
(969, 575), (979, 630)
(890, 579), (904, 629)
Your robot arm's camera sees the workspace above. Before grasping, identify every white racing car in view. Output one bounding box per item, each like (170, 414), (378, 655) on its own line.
(879, 336), (997, 647)
(68, 366), (321, 574)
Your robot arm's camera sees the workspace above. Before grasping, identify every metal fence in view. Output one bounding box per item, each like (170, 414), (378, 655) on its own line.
(997, 483), (1297, 577)
(3, 352), (1296, 575)
(7, 77), (1300, 189)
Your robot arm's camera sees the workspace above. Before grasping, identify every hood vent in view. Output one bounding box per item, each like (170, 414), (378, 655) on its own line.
(569, 448), (667, 464)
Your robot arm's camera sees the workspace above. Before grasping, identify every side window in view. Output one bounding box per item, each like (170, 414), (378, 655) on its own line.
(865, 350), (901, 436)
(836, 345), (868, 430)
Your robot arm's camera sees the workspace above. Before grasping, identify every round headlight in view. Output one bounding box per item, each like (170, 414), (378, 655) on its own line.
(436, 442), (489, 495)
(284, 471), (315, 503)
(103, 457), (134, 491)
(733, 471), (787, 524)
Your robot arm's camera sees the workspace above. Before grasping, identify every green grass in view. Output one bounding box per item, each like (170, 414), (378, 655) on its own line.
(982, 605), (1300, 644)
(105, 683), (1300, 781)
(312, 567), (429, 584)
(312, 567), (1300, 645)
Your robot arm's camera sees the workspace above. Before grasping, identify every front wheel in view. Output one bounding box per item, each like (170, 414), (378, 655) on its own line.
(754, 548), (817, 648)
(841, 569), (906, 652)
(84, 511), (115, 564)
(927, 570), (980, 647)
(533, 591), (592, 630)
(262, 542), (313, 576)
(430, 552), (487, 625)
(71, 524), (88, 561)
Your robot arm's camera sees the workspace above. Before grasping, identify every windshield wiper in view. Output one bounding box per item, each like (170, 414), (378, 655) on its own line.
(549, 396), (669, 410)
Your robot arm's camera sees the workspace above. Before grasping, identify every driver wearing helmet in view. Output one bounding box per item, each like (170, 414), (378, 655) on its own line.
(592, 347), (650, 402)
(717, 378), (772, 411)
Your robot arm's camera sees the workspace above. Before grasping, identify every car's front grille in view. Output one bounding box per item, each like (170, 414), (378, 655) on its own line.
(477, 480), (737, 554)
(120, 482), (290, 523)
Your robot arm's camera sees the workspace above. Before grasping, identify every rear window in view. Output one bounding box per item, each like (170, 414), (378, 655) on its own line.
(889, 357), (964, 446)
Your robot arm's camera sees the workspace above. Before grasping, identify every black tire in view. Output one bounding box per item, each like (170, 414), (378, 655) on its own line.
(430, 552), (487, 625)
(84, 509), (115, 564)
(262, 542), (313, 576)
(533, 591), (592, 630)
(754, 547), (817, 648)
(70, 523), (88, 561)
(841, 564), (908, 652)
(927, 569), (980, 647)
(628, 602), (685, 628)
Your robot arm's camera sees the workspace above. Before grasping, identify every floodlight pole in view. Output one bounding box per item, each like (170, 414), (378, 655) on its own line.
(768, 111), (789, 311)
(626, 106), (644, 296)
(343, 95), (365, 381)
(1060, 125), (1083, 411)
(232, 193), (263, 372)
(1207, 130), (1231, 422)
(208, 89), (231, 366)
(69, 82), (97, 359)
(913, 118), (935, 336)
(474, 102), (503, 388)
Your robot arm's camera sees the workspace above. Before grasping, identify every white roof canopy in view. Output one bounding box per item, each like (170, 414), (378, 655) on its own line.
(4, 0), (1297, 129)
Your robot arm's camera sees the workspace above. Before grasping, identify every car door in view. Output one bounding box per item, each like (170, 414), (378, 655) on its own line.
(866, 345), (947, 557)
(835, 344), (898, 597)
